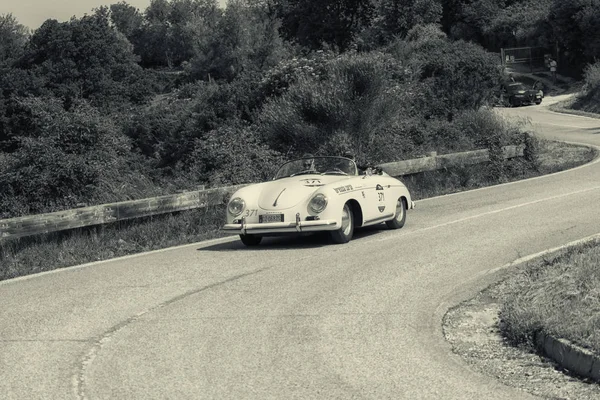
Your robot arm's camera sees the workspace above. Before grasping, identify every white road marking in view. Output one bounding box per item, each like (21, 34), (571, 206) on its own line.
(537, 121), (597, 128)
(0, 235), (238, 286)
(378, 185), (600, 242)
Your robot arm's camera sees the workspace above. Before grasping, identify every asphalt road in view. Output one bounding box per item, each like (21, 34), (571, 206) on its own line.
(2, 100), (600, 400)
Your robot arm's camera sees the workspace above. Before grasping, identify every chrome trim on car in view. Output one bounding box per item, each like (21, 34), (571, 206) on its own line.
(363, 213), (395, 225)
(272, 188), (286, 207)
(223, 219), (338, 235)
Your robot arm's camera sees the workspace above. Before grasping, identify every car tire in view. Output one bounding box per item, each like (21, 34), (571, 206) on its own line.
(509, 96), (517, 107)
(535, 99), (542, 105)
(386, 198), (407, 229)
(239, 234), (262, 246)
(330, 203), (354, 244)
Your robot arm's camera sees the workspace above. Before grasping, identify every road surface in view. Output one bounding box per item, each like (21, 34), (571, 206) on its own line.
(1, 100), (599, 399)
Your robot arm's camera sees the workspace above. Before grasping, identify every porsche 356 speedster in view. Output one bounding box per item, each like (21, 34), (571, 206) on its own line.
(222, 156), (415, 246)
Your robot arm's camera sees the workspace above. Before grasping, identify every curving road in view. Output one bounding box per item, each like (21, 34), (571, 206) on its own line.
(2, 99), (600, 399)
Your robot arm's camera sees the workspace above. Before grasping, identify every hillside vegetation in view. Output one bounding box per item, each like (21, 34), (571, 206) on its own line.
(0, 0), (598, 219)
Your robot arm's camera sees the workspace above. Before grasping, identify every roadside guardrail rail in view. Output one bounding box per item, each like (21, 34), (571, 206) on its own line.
(0, 145), (524, 240)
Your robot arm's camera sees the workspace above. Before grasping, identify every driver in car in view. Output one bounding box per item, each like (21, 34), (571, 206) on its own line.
(302, 153), (317, 173)
(343, 151), (382, 175)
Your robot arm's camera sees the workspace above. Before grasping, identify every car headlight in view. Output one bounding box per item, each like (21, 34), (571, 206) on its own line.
(308, 193), (328, 213)
(228, 197), (246, 216)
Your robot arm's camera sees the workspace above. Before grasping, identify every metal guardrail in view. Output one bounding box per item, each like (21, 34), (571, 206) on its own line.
(378, 145), (524, 176)
(0, 146), (524, 240)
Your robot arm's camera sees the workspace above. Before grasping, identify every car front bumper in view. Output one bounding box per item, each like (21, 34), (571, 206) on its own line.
(223, 217), (338, 235)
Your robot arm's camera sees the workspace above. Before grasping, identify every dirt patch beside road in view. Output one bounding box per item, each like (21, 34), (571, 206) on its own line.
(444, 284), (600, 400)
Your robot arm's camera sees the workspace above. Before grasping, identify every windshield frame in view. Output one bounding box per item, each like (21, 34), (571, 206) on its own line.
(273, 156), (358, 180)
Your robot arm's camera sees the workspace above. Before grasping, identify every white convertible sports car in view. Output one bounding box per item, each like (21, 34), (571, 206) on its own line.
(223, 156), (415, 246)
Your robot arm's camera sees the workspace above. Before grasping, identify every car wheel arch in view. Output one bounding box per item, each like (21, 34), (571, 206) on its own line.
(400, 196), (408, 209)
(385, 196), (408, 229)
(346, 199), (363, 227)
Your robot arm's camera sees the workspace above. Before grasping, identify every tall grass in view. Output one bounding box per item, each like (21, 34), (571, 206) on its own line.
(562, 61), (600, 115)
(500, 239), (600, 354)
(0, 205), (226, 281)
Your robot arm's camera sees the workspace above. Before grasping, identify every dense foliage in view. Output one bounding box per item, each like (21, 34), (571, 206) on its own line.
(1, 0), (597, 218)
(441, 0), (600, 72)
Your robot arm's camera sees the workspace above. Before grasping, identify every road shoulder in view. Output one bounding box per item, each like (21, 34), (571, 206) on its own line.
(444, 235), (600, 400)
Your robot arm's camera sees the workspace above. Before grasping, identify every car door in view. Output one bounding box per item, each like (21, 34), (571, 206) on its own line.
(359, 173), (394, 225)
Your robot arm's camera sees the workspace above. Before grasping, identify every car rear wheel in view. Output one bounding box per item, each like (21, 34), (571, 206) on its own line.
(386, 198), (407, 229)
(239, 234), (262, 246)
(330, 203), (354, 244)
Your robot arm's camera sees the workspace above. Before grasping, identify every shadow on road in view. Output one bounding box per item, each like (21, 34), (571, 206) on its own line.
(197, 224), (388, 251)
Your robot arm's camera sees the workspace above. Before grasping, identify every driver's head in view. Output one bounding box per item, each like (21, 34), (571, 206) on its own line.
(302, 153), (314, 169)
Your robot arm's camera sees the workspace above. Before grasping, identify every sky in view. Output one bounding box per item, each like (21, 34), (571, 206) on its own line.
(1, 0), (226, 30)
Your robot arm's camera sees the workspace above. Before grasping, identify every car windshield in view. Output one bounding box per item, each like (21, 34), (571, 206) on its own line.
(508, 83), (526, 91)
(274, 156), (358, 179)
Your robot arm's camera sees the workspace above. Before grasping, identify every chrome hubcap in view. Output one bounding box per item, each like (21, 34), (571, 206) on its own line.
(396, 199), (404, 221)
(341, 205), (351, 235)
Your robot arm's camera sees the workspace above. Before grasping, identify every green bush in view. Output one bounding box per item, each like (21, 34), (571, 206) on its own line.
(125, 79), (253, 170)
(257, 51), (414, 163)
(387, 30), (503, 119)
(583, 61), (600, 100)
(257, 51), (334, 99)
(186, 124), (283, 186)
(0, 97), (156, 218)
(454, 109), (524, 180)
(256, 47), (523, 171)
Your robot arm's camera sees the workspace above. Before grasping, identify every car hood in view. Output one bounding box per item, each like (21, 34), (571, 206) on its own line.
(509, 88), (539, 95)
(258, 175), (351, 210)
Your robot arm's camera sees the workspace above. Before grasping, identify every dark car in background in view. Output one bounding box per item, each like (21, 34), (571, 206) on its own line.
(501, 81), (544, 107)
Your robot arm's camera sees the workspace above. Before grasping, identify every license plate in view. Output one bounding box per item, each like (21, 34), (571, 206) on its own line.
(260, 214), (284, 223)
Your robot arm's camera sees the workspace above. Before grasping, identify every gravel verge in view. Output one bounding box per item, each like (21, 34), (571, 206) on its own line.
(444, 281), (600, 399)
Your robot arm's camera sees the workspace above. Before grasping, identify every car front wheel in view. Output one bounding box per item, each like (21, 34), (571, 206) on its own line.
(386, 198), (407, 229)
(239, 234), (262, 246)
(330, 203), (354, 244)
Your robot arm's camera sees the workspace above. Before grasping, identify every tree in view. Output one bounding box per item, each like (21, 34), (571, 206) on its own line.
(109, 1), (144, 38)
(257, 51), (417, 160)
(277, 0), (375, 51)
(0, 14), (29, 64)
(0, 97), (141, 217)
(391, 27), (502, 120)
(132, 0), (221, 67)
(188, 0), (287, 81)
(20, 9), (151, 104)
(549, 0), (600, 67)
(359, 0), (442, 47)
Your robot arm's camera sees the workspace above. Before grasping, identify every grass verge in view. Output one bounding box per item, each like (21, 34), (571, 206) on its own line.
(0, 139), (596, 282)
(498, 238), (600, 355)
(0, 206), (227, 281)
(549, 95), (600, 119)
(404, 139), (596, 200)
